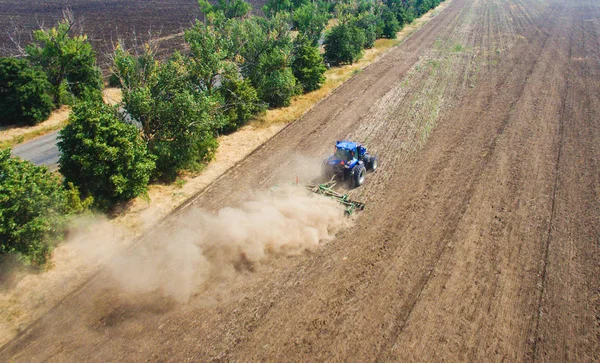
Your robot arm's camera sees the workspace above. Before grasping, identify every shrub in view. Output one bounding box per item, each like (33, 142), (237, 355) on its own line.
(324, 23), (366, 65)
(58, 100), (155, 210)
(292, 36), (327, 93)
(0, 57), (53, 126)
(0, 149), (90, 264)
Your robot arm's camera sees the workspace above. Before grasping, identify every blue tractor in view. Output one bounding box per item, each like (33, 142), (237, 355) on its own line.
(322, 140), (378, 188)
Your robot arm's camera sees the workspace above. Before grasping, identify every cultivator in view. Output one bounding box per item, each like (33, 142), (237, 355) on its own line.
(306, 179), (366, 216)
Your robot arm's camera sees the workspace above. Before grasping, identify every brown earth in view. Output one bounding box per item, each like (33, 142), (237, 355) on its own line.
(1, 0), (599, 360)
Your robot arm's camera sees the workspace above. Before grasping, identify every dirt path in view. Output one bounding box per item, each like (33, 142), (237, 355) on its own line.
(1, 0), (598, 360)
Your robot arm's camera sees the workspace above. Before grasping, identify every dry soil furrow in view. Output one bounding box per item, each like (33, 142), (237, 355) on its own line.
(533, 0), (600, 360)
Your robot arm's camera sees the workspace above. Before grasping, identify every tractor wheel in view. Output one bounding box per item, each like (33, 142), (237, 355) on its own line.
(352, 164), (366, 188)
(367, 155), (378, 171)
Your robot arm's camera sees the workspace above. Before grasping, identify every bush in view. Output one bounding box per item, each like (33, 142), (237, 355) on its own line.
(0, 149), (89, 264)
(0, 57), (54, 126)
(292, 36), (327, 93)
(58, 100), (155, 210)
(324, 23), (366, 65)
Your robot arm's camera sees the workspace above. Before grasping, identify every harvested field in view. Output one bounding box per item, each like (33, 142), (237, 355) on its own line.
(1, 0), (599, 360)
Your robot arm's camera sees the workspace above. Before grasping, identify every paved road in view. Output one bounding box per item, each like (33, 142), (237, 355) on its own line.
(11, 131), (60, 170)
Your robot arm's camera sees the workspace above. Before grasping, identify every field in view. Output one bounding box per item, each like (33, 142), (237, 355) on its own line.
(1, 0), (599, 360)
(0, 0), (262, 68)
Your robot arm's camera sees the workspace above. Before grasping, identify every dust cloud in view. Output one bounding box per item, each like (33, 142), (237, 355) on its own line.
(71, 185), (347, 302)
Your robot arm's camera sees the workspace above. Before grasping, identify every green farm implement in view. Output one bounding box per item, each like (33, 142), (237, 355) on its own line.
(306, 179), (366, 215)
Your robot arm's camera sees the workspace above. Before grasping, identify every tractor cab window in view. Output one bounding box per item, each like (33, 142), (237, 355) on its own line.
(335, 147), (353, 161)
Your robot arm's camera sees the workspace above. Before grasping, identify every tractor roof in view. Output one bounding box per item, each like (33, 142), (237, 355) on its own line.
(336, 140), (358, 150)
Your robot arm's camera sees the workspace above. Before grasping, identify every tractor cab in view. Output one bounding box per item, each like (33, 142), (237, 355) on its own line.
(322, 140), (378, 188)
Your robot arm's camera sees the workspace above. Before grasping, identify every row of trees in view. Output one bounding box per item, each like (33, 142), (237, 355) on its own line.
(0, 13), (103, 126)
(1, 0), (443, 264)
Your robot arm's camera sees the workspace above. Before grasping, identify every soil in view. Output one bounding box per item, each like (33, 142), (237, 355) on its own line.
(1, 0), (598, 361)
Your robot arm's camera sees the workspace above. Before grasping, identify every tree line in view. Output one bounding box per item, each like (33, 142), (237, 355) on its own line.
(0, 0), (443, 264)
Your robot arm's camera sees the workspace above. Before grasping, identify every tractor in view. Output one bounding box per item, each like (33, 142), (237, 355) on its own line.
(321, 140), (378, 188)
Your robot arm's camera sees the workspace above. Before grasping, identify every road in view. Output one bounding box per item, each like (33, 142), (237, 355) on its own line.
(1, 0), (599, 360)
(11, 131), (60, 170)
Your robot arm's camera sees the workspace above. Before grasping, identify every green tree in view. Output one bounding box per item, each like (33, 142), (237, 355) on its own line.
(220, 76), (266, 133)
(381, 8), (400, 38)
(293, 2), (329, 45)
(26, 14), (103, 105)
(324, 23), (366, 65)
(0, 57), (54, 126)
(350, 12), (377, 48)
(184, 21), (232, 93)
(113, 49), (221, 180)
(225, 14), (300, 107)
(0, 149), (90, 264)
(292, 36), (327, 93)
(58, 100), (155, 210)
(198, 0), (251, 21)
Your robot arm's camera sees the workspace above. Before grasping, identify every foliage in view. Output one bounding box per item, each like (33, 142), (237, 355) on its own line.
(198, 0), (251, 21)
(324, 23), (366, 65)
(262, 0), (294, 17)
(0, 149), (90, 265)
(226, 14), (300, 107)
(350, 12), (378, 48)
(184, 21), (233, 94)
(292, 36), (327, 93)
(26, 15), (103, 105)
(113, 48), (221, 180)
(58, 100), (155, 210)
(219, 76), (266, 133)
(0, 57), (54, 126)
(293, 2), (329, 45)
(381, 8), (400, 38)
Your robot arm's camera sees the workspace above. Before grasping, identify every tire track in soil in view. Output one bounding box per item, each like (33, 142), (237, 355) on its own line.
(530, 5), (574, 361)
(375, 3), (564, 360)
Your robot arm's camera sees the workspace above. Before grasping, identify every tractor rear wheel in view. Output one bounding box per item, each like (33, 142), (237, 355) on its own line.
(352, 164), (366, 188)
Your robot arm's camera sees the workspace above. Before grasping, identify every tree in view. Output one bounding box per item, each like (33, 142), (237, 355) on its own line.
(219, 76), (266, 133)
(0, 57), (54, 126)
(26, 13), (102, 105)
(350, 12), (377, 48)
(113, 49), (221, 180)
(58, 100), (155, 210)
(184, 21), (232, 94)
(225, 14), (300, 107)
(381, 8), (400, 38)
(293, 2), (329, 45)
(0, 149), (90, 264)
(324, 23), (366, 65)
(292, 36), (327, 93)
(198, 0), (251, 22)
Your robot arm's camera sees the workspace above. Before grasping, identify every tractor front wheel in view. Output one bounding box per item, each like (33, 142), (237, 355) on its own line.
(366, 155), (378, 171)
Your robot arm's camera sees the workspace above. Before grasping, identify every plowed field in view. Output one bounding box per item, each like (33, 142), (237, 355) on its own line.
(2, 0), (599, 360)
